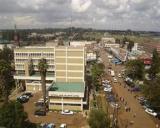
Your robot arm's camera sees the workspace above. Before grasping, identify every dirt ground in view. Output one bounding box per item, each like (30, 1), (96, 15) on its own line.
(99, 48), (159, 128)
(23, 92), (88, 128)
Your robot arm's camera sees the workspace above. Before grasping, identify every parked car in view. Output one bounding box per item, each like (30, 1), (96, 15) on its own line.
(130, 87), (141, 92)
(145, 108), (157, 117)
(102, 80), (110, 84)
(137, 96), (145, 101)
(40, 123), (56, 128)
(17, 95), (29, 103)
(104, 87), (112, 92)
(47, 123), (56, 128)
(113, 77), (118, 83)
(35, 101), (45, 107)
(118, 74), (122, 78)
(22, 91), (33, 97)
(103, 84), (111, 88)
(59, 124), (67, 128)
(61, 110), (74, 115)
(110, 102), (120, 109)
(107, 95), (116, 102)
(34, 109), (46, 116)
(40, 123), (48, 128)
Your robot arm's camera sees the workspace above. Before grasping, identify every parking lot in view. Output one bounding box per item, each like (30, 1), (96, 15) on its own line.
(99, 48), (159, 128)
(21, 92), (88, 128)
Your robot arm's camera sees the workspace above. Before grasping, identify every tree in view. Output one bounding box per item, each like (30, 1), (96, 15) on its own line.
(127, 41), (134, 52)
(0, 45), (14, 64)
(0, 101), (36, 128)
(91, 63), (105, 91)
(38, 58), (48, 110)
(115, 38), (120, 44)
(88, 109), (110, 128)
(125, 59), (144, 80)
(149, 49), (160, 79)
(0, 60), (13, 104)
(142, 78), (160, 111)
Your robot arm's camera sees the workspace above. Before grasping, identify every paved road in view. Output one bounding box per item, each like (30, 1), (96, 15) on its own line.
(99, 48), (156, 128)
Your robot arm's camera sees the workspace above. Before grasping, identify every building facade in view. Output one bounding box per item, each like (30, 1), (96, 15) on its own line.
(14, 46), (86, 111)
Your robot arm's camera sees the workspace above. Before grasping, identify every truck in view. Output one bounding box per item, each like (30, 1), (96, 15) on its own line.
(110, 70), (115, 77)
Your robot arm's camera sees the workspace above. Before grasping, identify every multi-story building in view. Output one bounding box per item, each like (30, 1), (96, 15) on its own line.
(14, 45), (86, 111)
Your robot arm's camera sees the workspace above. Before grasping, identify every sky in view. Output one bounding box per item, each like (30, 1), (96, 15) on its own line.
(0, 0), (160, 31)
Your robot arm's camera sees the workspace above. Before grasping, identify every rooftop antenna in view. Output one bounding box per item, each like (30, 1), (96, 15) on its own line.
(69, 7), (73, 46)
(14, 24), (20, 47)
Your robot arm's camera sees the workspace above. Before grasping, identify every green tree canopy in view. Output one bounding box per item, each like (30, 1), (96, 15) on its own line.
(91, 63), (105, 90)
(0, 45), (14, 64)
(91, 63), (105, 79)
(38, 58), (48, 110)
(0, 101), (36, 128)
(88, 109), (110, 128)
(0, 60), (13, 104)
(149, 49), (160, 79)
(143, 78), (160, 110)
(125, 59), (145, 80)
(127, 41), (134, 52)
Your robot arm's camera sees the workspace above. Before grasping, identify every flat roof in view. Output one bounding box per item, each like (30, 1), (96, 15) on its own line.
(49, 82), (85, 92)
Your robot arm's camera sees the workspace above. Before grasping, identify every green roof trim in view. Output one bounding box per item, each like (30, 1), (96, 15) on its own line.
(49, 82), (85, 92)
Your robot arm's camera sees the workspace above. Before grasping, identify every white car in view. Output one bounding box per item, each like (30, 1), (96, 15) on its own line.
(118, 74), (122, 78)
(102, 80), (110, 84)
(113, 77), (118, 83)
(104, 87), (112, 92)
(103, 84), (111, 88)
(61, 110), (74, 115)
(19, 95), (29, 100)
(47, 123), (56, 128)
(110, 102), (120, 109)
(145, 108), (157, 117)
(59, 124), (67, 128)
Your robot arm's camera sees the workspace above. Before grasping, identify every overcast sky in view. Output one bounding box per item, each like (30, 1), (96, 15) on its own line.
(0, 0), (160, 31)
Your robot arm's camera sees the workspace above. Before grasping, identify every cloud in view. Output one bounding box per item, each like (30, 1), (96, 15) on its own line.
(0, 0), (159, 31)
(71, 0), (92, 12)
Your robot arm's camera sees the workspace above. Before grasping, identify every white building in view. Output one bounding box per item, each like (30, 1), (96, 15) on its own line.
(70, 41), (96, 47)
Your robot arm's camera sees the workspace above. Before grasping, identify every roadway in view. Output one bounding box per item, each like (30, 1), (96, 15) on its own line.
(99, 48), (157, 128)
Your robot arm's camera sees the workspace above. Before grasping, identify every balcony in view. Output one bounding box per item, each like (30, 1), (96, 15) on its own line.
(14, 72), (55, 80)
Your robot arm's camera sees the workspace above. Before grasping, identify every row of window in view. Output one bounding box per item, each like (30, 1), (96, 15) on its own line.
(49, 103), (81, 106)
(15, 53), (54, 57)
(15, 59), (54, 64)
(15, 64), (54, 70)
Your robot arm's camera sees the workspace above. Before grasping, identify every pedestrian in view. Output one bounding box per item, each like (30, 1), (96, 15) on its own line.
(156, 124), (159, 128)
(128, 107), (131, 112)
(125, 106), (127, 112)
(125, 101), (127, 106)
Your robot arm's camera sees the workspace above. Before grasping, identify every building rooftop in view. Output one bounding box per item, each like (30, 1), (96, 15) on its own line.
(49, 82), (85, 92)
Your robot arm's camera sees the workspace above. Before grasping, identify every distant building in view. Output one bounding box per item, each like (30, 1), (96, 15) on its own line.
(86, 51), (97, 62)
(70, 41), (96, 47)
(101, 37), (115, 44)
(101, 37), (119, 48)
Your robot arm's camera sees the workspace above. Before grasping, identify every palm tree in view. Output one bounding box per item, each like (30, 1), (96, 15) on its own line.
(0, 60), (12, 104)
(38, 58), (48, 110)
